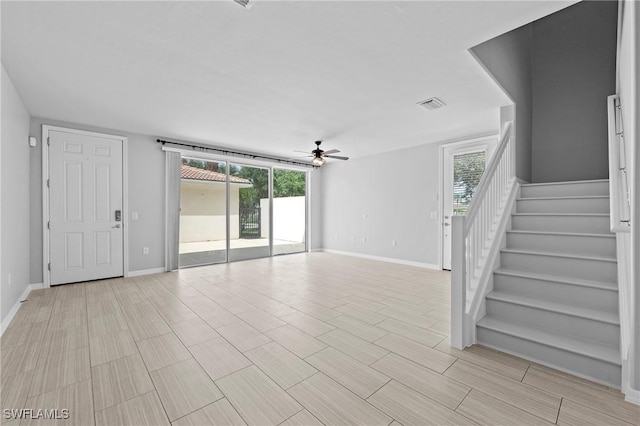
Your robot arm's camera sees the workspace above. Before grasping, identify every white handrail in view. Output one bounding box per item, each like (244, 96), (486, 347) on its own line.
(451, 121), (515, 348)
(607, 94), (632, 367)
(608, 95), (631, 232)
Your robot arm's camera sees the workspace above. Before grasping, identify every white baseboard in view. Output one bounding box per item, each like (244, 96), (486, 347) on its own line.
(126, 267), (166, 277)
(320, 249), (440, 270)
(310, 248), (323, 253)
(624, 387), (640, 405)
(1, 283), (43, 336)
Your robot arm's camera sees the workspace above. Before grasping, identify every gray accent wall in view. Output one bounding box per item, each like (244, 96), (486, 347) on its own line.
(471, 0), (618, 184)
(531, 0), (617, 183)
(472, 25), (533, 183)
(1, 66), (32, 325)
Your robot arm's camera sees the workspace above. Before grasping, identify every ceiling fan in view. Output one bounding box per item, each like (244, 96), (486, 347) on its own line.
(294, 141), (349, 166)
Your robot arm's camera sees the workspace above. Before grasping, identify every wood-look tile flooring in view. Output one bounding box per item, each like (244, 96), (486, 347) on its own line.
(2, 253), (639, 425)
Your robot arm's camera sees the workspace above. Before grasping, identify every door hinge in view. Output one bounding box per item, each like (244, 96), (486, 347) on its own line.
(48, 263), (51, 271)
(47, 137), (50, 146)
(47, 221), (50, 230)
(47, 179), (50, 188)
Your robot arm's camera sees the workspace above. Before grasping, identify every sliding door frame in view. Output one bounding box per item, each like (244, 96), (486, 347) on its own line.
(163, 147), (309, 269)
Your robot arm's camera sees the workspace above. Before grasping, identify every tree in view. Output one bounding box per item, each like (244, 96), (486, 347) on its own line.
(274, 169), (306, 198)
(453, 152), (485, 214)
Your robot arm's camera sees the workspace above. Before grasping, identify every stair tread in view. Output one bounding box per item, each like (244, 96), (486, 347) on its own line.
(494, 268), (618, 291)
(506, 230), (615, 239)
(518, 195), (609, 201)
(521, 179), (609, 187)
(501, 248), (616, 262)
(477, 316), (621, 365)
(513, 213), (609, 217)
(486, 291), (619, 324)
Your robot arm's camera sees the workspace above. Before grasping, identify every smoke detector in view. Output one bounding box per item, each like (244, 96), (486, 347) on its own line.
(417, 97), (446, 110)
(233, 0), (254, 8)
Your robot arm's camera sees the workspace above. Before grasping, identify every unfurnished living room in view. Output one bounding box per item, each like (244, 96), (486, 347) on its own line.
(1, 0), (639, 425)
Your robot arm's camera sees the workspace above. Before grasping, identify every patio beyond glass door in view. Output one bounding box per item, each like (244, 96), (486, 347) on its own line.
(273, 168), (307, 255)
(179, 158), (228, 267)
(229, 164), (270, 262)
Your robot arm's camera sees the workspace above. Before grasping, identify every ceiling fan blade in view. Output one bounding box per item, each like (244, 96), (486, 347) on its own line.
(324, 154), (349, 160)
(293, 150), (311, 154)
(323, 149), (340, 155)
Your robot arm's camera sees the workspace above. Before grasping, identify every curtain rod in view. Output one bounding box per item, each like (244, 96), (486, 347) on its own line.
(156, 138), (316, 169)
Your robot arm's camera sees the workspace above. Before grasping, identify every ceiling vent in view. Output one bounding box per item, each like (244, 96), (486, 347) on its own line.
(233, 0), (254, 8)
(417, 97), (446, 111)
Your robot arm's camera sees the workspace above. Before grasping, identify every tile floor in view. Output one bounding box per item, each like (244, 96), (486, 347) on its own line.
(1, 252), (639, 425)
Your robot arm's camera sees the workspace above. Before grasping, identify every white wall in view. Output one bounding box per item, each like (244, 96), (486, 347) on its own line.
(1, 66), (32, 327)
(260, 196), (306, 242)
(321, 143), (442, 267)
(310, 168), (323, 250)
(618, 0), (639, 400)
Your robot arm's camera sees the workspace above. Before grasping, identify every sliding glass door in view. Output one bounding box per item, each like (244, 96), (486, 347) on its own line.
(179, 158), (228, 267)
(229, 164), (270, 262)
(177, 156), (306, 268)
(273, 168), (307, 255)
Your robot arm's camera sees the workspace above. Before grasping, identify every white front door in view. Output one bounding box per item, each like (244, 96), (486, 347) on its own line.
(441, 138), (496, 270)
(48, 129), (124, 285)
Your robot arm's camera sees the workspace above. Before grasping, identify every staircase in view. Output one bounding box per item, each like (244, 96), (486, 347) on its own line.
(477, 179), (621, 387)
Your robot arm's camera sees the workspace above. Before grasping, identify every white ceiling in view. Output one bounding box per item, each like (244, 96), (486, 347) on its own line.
(1, 1), (576, 160)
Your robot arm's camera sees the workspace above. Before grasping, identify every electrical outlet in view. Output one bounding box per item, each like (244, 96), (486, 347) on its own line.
(430, 211), (438, 219)
(392, 240), (397, 247)
(362, 237), (366, 243)
(132, 212), (139, 220)
(350, 236), (355, 242)
(143, 247), (149, 255)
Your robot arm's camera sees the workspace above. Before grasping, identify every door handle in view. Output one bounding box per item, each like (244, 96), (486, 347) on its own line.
(443, 223), (450, 227)
(112, 224), (121, 229)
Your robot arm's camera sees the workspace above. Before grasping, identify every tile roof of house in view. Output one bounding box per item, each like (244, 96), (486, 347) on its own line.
(181, 164), (251, 184)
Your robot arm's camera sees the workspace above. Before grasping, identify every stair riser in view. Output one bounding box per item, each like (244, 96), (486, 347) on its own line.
(477, 327), (621, 387)
(506, 233), (616, 258)
(516, 198), (609, 214)
(486, 299), (619, 346)
(493, 274), (619, 313)
(511, 215), (611, 234)
(520, 181), (609, 198)
(500, 252), (617, 282)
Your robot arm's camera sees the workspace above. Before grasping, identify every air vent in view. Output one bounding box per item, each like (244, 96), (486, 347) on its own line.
(417, 97), (446, 110)
(233, 0), (254, 8)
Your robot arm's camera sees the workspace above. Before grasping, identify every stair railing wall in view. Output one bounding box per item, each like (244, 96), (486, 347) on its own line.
(607, 94), (633, 378)
(451, 121), (516, 349)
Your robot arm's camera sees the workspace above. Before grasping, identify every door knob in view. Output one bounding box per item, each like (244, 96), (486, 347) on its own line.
(112, 224), (121, 229)
(444, 223), (450, 227)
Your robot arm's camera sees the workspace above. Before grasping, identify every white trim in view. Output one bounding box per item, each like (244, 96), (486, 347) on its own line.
(321, 249), (440, 270)
(439, 134), (499, 269)
(624, 388), (640, 405)
(127, 267), (165, 277)
(1, 283), (44, 335)
(42, 125), (128, 287)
